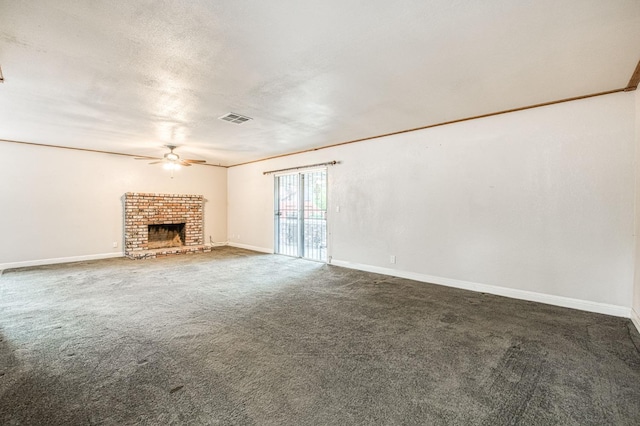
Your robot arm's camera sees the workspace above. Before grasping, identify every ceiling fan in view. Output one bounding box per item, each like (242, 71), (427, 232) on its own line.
(135, 145), (206, 169)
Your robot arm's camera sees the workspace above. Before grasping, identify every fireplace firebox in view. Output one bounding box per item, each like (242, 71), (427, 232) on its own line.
(148, 223), (185, 249)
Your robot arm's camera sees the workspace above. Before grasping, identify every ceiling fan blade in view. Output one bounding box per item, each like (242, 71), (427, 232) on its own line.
(178, 160), (192, 167)
(134, 157), (160, 160)
(183, 159), (206, 163)
(148, 161), (164, 165)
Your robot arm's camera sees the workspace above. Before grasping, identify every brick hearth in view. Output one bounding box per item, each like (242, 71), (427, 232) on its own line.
(123, 192), (210, 259)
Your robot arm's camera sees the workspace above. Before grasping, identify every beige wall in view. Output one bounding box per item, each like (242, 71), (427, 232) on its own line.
(0, 142), (227, 267)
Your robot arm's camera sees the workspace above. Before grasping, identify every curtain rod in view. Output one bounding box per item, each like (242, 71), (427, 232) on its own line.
(263, 161), (338, 175)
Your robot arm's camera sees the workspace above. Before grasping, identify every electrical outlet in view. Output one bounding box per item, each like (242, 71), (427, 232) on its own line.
(390, 255), (396, 264)
(113, 241), (118, 248)
(336, 205), (340, 213)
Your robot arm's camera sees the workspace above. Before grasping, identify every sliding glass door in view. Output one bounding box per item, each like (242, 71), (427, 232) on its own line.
(275, 169), (327, 261)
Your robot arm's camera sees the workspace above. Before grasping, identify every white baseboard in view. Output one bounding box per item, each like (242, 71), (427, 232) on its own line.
(227, 242), (273, 254)
(631, 309), (640, 334)
(0, 252), (124, 270)
(331, 259), (631, 318)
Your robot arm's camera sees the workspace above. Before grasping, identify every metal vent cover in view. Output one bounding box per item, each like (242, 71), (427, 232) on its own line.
(218, 112), (252, 124)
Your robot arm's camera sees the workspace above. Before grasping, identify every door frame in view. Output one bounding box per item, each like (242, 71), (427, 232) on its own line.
(274, 167), (328, 262)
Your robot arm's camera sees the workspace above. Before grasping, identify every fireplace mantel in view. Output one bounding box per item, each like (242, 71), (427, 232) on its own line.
(123, 192), (210, 259)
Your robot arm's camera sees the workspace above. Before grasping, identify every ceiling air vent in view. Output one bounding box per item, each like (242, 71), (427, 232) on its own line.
(218, 112), (252, 124)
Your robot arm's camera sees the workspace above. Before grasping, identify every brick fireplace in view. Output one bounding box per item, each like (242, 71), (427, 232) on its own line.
(124, 192), (211, 259)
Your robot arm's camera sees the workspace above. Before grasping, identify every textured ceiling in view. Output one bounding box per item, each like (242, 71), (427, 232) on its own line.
(1, 1), (639, 166)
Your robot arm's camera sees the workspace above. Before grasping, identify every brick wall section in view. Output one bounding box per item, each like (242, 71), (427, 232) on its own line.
(124, 193), (204, 255)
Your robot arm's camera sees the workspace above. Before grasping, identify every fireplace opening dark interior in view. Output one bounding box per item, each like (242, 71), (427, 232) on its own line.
(148, 223), (186, 249)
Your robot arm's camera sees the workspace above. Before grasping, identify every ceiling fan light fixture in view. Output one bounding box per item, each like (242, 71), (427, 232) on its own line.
(137, 145), (204, 172)
(163, 162), (181, 171)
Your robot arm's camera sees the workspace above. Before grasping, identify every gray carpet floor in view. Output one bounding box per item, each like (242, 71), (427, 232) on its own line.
(1, 246), (639, 425)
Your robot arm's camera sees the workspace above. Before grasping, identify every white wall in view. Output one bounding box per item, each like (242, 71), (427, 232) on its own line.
(228, 92), (636, 313)
(633, 89), (640, 328)
(3, 92), (635, 317)
(0, 142), (227, 267)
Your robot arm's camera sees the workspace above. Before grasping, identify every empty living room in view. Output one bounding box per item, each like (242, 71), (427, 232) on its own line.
(1, 1), (640, 425)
